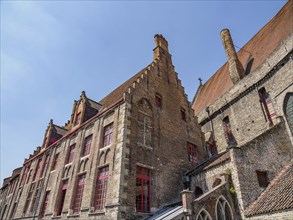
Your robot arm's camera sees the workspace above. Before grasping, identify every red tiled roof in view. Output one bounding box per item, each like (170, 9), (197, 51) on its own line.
(192, 0), (293, 115)
(245, 161), (293, 216)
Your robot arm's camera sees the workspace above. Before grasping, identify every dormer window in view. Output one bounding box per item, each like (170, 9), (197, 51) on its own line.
(75, 112), (82, 125)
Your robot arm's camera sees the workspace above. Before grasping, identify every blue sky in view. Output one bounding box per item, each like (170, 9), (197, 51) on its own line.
(1, 1), (287, 183)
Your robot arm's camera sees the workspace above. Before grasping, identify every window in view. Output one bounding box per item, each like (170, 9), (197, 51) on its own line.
(30, 184), (41, 214)
(194, 186), (203, 199)
(40, 154), (50, 178)
(136, 166), (151, 213)
(40, 191), (50, 219)
(75, 112), (82, 125)
(284, 93), (293, 133)
(216, 196), (233, 220)
(23, 183), (35, 214)
(256, 171), (269, 188)
(20, 165), (30, 186)
(26, 170), (33, 184)
(72, 174), (86, 214)
(9, 202), (17, 219)
(196, 209), (212, 220)
(33, 159), (42, 181)
(94, 166), (109, 211)
(212, 178), (222, 188)
(66, 145), (76, 164)
(9, 180), (16, 194)
(181, 108), (186, 121)
(82, 135), (92, 157)
(188, 143), (198, 163)
(51, 153), (60, 171)
(259, 88), (275, 125)
(103, 124), (113, 147)
(223, 117), (234, 145)
(56, 180), (68, 216)
(155, 93), (162, 108)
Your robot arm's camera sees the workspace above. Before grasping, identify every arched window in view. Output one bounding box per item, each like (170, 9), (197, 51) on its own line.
(212, 178), (222, 188)
(194, 186), (203, 199)
(216, 196), (233, 220)
(284, 93), (293, 133)
(196, 209), (212, 220)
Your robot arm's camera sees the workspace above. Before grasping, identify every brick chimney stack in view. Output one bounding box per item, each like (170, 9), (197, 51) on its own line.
(153, 34), (169, 60)
(220, 29), (245, 84)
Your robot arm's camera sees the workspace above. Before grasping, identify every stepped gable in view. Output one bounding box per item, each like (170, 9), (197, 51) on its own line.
(99, 66), (150, 108)
(245, 161), (293, 217)
(192, 0), (293, 115)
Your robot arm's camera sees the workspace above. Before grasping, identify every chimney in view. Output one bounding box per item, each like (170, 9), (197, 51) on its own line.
(153, 34), (169, 60)
(181, 189), (193, 217)
(220, 29), (245, 84)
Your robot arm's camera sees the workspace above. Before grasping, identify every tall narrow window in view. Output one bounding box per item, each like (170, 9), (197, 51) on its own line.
(103, 123), (113, 147)
(82, 135), (92, 157)
(259, 88), (275, 125)
(9, 202), (17, 219)
(155, 93), (162, 109)
(223, 116), (234, 145)
(9, 180), (15, 194)
(30, 185), (41, 213)
(66, 144), (76, 164)
(181, 108), (186, 121)
(33, 159), (42, 181)
(26, 170), (33, 184)
(94, 166), (109, 211)
(72, 174), (86, 214)
(216, 196), (233, 220)
(57, 180), (68, 216)
(136, 166), (151, 213)
(256, 171), (269, 188)
(51, 153), (60, 171)
(40, 154), (50, 178)
(284, 93), (293, 133)
(20, 165), (30, 186)
(23, 183), (35, 214)
(75, 112), (82, 125)
(188, 143), (198, 163)
(40, 191), (50, 219)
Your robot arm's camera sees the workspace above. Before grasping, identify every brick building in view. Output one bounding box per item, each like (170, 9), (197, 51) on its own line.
(0, 34), (204, 220)
(1, 1), (293, 220)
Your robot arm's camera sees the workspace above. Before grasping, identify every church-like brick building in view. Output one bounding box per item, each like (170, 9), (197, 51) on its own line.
(1, 1), (292, 220)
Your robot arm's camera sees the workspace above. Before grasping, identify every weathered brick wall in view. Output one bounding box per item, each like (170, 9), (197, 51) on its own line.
(230, 120), (292, 218)
(117, 52), (204, 219)
(190, 159), (231, 195)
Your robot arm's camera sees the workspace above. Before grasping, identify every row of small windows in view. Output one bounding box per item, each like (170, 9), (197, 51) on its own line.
(20, 123), (114, 187)
(35, 165), (149, 218)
